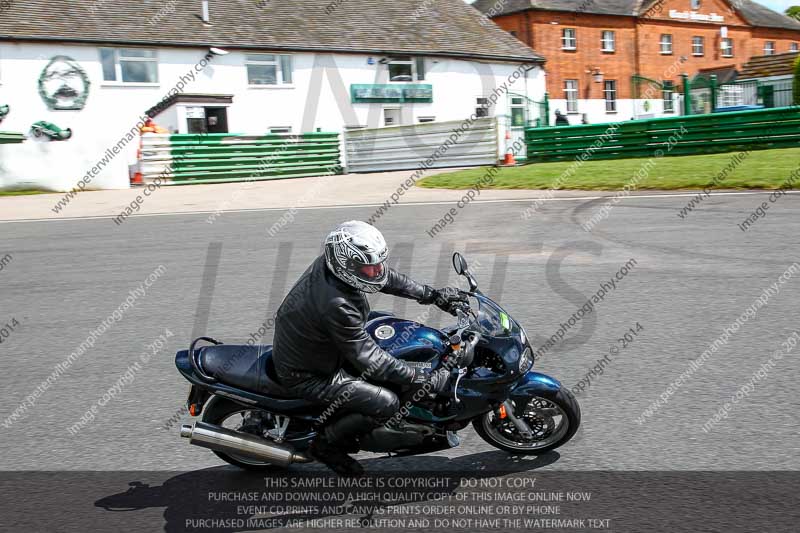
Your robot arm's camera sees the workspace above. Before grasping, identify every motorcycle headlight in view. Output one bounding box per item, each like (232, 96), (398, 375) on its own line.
(518, 346), (533, 373)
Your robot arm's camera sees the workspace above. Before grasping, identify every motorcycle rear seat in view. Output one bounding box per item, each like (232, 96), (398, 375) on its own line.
(197, 345), (313, 406)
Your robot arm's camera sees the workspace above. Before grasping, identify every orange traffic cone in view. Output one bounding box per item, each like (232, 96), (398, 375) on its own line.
(131, 137), (144, 185)
(502, 130), (516, 166)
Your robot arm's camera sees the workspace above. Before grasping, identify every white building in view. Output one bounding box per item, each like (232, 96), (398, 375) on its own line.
(0, 0), (545, 190)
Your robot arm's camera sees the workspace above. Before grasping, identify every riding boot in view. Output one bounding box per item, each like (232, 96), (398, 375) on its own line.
(310, 413), (380, 476)
(308, 435), (364, 477)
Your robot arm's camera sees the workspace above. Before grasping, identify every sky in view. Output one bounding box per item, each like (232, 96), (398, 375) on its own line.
(758, 0), (797, 13)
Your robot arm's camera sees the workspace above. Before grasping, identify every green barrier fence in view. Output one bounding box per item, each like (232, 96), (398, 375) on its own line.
(140, 132), (342, 184)
(524, 106), (800, 163)
(0, 132), (25, 144)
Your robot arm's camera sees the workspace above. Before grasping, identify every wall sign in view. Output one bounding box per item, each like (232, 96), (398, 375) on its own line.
(186, 107), (206, 119)
(669, 10), (724, 23)
(38, 56), (90, 111)
(351, 84), (433, 103)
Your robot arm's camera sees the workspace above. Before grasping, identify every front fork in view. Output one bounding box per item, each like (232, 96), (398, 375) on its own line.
(496, 400), (533, 440)
(493, 371), (563, 438)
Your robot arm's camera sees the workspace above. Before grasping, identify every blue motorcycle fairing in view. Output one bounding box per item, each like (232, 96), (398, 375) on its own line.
(509, 371), (562, 402)
(366, 316), (449, 366)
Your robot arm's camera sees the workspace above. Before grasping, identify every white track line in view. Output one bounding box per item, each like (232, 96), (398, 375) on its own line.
(1, 189), (798, 224)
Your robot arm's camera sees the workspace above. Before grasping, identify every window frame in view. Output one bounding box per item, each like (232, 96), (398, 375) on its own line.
(601, 30), (616, 53)
(764, 41), (775, 56)
(562, 28), (577, 51)
(564, 79), (579, 114)
(510, 96), (527, 127)
(99, 47), (159, 85)
(386, 56), (423, 83)
(662, 80), (675, 114)
(721, 38), (734, 58)
(475, 97), (491, 118)
(691, 0), (701, 10)
(791, 43), (799, 52)
(660, 34), (673, 55)
(603, 80), (617, 113)
(692, 36), (705, 56)
(245, 53), (294, 87)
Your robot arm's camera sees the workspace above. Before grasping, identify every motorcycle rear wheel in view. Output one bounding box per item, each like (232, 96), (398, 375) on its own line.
(473, 386), (580, 455)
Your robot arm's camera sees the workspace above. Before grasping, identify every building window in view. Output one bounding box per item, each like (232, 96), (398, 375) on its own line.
(246, 54), (293, 85)
(562, 28), (577, 50)
(721, 38), (734, 57)
(692, 36), (704, 56)
(660, 34), (673, 55)
(564, 80), (578, 113)
(764, 41), (775, 55)
(791, 43), (799, 52)
(386, 56), (424, 82)
(383, 108), (402, 126)
(100, 48), (158, 83)
(604, 80), (617, 112)
(510, 96), (526, 126)
(475, 97), (490, 117)
(691, 0), (701, 9)
(601, 31), (616, 52)
(662, 81), (675, 113)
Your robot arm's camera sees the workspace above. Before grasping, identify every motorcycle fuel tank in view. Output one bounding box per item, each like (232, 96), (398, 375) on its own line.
(366, 316), (448, 368)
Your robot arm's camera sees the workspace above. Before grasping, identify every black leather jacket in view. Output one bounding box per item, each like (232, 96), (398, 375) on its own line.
(272, 255), (431, 389)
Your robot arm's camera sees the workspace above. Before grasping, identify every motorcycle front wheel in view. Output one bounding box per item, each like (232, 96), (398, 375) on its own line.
(473, 387), (580, 454)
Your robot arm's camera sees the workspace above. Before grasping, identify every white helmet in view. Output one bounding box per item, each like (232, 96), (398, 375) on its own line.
(324, 221), (389, 293)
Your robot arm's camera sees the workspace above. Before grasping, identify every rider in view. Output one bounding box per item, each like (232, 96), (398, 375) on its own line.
(272, 220), (468, 476)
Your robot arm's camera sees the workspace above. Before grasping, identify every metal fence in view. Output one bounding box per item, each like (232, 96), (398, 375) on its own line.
(525, 105), (800, 163)
(688, 77), (795, 114)
(0, 132), (25, 144)
(760, 79), (794, 108)
(343, 117), (499, 173)
(139, 132), (341, 184)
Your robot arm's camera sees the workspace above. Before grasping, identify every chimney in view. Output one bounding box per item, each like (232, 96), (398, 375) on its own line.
(202, 0), (211, 25)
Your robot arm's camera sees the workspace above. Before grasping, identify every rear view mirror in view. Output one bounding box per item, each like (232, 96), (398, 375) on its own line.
(452, 252), (468, 275)
(452, 252), (479, 292)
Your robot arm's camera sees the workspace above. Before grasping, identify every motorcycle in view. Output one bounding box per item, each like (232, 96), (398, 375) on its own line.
(175, 252), (580, 470)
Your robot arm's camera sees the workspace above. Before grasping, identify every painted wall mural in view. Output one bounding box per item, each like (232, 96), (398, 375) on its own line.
(38, 56), (90, 111)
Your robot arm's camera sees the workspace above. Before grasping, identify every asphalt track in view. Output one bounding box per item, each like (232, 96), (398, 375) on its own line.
(1, 192), (799, 474)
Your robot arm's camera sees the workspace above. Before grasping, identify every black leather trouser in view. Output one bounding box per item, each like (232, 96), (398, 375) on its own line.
(284, 369), (400, 449)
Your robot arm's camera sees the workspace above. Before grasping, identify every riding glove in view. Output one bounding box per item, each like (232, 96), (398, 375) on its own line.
(421, 286), (469, 316)
(410, 367), (451, 396)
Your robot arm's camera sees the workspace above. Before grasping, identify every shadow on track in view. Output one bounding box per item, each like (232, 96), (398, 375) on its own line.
(95, 450), (560, 532)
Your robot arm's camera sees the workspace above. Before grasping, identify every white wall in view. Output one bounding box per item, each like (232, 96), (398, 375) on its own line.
(547, 96), (682, 126)
(0, 41), (544, 190)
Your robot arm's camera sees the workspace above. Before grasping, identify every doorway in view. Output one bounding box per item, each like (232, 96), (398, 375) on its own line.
(186, 106), (229, 134)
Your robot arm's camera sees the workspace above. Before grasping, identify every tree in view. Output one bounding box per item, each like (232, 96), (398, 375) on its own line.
(786, 6), (800, 20)
(794, 55), (800, 106)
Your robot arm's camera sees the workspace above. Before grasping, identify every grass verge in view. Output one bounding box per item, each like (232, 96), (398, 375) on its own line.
(0, 190), (50, 197)
(418, 147), (800, 190)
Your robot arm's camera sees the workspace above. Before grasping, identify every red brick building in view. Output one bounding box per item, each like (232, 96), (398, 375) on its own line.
(474, 0), (800, 124)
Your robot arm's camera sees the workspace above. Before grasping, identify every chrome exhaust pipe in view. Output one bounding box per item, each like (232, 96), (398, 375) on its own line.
(181, 422), (313, 466)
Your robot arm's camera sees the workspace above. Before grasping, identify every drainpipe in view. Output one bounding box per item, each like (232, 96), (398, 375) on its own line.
(202, 0), (211, 25)
(525, 11), (532, 49)
(633, 15), (641, 117)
